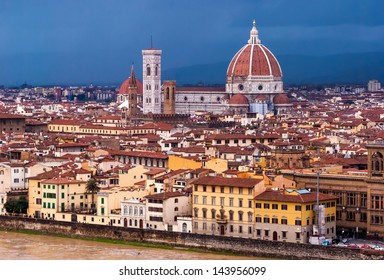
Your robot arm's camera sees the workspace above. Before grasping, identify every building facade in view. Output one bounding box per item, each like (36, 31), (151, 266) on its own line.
(192, 176), (265, 237)
(254, 189), (337, 243)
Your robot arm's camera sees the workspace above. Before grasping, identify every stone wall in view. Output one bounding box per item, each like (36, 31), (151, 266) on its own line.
(0, 216), (382, 260)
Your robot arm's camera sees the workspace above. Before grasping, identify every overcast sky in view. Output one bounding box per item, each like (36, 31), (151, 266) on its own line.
(1, 0), (383, 86)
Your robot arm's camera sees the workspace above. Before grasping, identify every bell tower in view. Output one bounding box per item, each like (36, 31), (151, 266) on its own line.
(127, 65), (138, 117)
(142, 48), (162, 114)
(163, 80), (176, 114)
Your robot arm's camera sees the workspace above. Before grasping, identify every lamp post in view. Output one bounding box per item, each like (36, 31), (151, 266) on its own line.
(314, 165), (338, 241)
(316, 169), (321, 237)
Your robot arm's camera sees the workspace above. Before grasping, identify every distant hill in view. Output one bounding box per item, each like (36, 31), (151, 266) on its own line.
(164, 52), (384, 86)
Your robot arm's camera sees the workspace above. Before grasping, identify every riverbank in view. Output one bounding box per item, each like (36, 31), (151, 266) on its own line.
(1, 228), (254, 259)
(0, 216), (383, 260)
(0, 230), (261, 260)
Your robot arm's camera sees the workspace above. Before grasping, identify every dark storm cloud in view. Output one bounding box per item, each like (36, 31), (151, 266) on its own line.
(0, 0), (383, 85)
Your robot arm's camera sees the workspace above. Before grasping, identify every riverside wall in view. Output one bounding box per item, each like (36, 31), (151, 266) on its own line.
(0, 216), (382, 260)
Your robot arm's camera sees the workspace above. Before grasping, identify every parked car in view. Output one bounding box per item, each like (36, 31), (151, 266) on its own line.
(322, 240), (331, 246)
(358, 244), (373, 250)
(347, 244), (359, 249)
(372, 245), (384, 251)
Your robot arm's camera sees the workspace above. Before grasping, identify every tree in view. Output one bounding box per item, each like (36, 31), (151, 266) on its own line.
(86, 178), (100, 213)
(4, 197), (28, 214)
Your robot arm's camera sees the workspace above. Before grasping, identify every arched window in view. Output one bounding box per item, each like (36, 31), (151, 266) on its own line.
(229, 210), (234, 221)
(194, 207), (198, 218)
(129, 206), (133, 215)
(129, 219), (132, 226)
(211, 209), (216, 219)
(139, 207), (143, 216)
(372, 152), (384, 171)
(202, 208), (207, 218)
(174, 207), (179, 211)
(155, 66), (158, 76)
(146, 65), (151, 76)
(256, 214), (262, 223)
(238, 211), (243, 221)
(124, 205), (128, 215)
(263, 215), (270, 223)
(166, 88), (170, 99)
(248, 212), (253, 222)
(134, 206), (138, 216)
(182, 223), (187, 233)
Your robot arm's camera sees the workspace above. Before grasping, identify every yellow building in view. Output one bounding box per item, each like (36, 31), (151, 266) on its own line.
(168, 154), (201, 171)
(40, 178), (88, 220)
(254, 189), (337, 243)
(118, 165), (150, 187)
(27, 177), (43, 218)
(48, 119), (80, 133)
(27, 170), (60, 218)
(192, 176), (265, 238)
(204, 158), (228, 174)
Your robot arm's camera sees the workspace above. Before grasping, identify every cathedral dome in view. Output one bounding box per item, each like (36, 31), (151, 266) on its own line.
(119, 76), (143, 94)
(226, 21), (282, 79)
(228, 94), (249, 105)
(273, 93), (291, 105)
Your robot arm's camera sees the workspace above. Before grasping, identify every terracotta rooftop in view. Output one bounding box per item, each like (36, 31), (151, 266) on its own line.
(42, 178), (84, 184)
(144, 191), (187, 200)
(110, 150), (168, 159)
(144, 168), (166, 175)
(255, 190), (337, 203)
(192, 176), (262, 188)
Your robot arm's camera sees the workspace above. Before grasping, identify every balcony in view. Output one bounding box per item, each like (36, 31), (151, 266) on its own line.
(216, 214), (228, 224)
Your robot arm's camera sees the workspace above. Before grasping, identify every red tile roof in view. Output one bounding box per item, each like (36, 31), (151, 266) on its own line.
(192, 176), (262, 188)
(144, 192), (187, 200)
(110, 150), (168, 159)
(255, 190), (337, 203)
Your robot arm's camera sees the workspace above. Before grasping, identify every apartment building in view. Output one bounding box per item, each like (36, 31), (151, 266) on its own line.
(192, 176), (265, 237)
(254, 189), (337, 243)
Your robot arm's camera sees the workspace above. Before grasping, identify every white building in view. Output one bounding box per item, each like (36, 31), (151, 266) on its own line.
(144, 192), (192, 231)
(0, 163), (27, 191)
(120, 198), (146, 228)
(368, 80), (381, 92)
(142, 48), (162, 114)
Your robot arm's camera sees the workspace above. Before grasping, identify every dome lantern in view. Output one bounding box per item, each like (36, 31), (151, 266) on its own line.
(248, 20), (261, 45)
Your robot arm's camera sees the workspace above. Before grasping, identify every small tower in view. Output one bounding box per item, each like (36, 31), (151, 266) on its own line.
(366, 141), (384, 178)
(163, 80), (176, 114)
(142, 47), (162, 114)
(127, 65), (138, 117)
